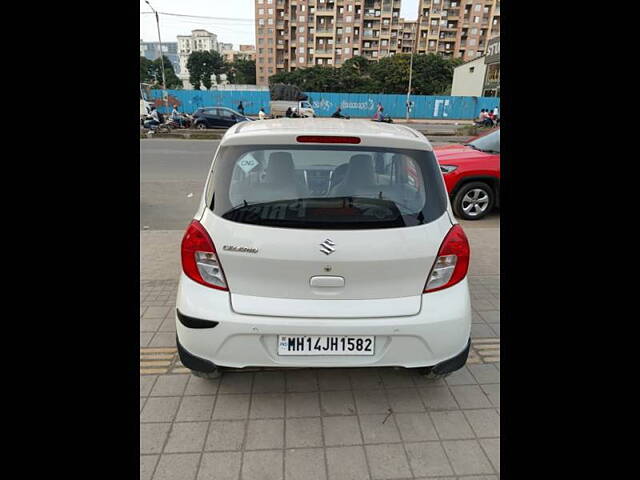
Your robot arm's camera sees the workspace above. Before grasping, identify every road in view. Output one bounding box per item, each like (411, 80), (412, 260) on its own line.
(141, 139), (499, 231)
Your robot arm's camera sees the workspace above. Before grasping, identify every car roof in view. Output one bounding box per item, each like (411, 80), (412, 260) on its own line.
(222, 118), (432, 151)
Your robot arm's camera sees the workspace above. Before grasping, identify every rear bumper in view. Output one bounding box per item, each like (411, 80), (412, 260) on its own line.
(175, 273), (472, 369)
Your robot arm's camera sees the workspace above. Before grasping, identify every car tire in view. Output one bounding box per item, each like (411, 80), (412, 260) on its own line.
(191, 368), (222, 379)
(196, 122), (207, 130)
(452, 181), (495, 220)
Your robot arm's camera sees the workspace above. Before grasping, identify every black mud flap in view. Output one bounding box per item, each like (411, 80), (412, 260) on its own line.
(176, 335), (218, 373)
(431, 338), (471, 375)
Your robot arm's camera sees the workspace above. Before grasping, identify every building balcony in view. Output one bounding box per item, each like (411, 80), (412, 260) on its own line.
(315, 28), (335, 35)
(314, 49), (334, 56)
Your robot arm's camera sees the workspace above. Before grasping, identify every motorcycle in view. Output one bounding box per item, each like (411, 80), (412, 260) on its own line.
(372, 116), (393, 124)
(142, 113), (173, 135)
(168, 113), (193, 129)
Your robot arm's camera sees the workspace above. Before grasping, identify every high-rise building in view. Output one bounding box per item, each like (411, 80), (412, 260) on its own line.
(140, 40), (180, 74)
(416, 0), (500, 62)
(177, 30), (221, 88)
(254, 0), (500, 85)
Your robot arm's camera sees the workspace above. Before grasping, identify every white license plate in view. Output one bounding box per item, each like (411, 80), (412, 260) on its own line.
(277, 335), (375, 356)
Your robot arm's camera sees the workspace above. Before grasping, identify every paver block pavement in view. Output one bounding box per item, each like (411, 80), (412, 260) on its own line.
(430, 410), (476, 440)
(140, 423), (171, 454)
(153, 453), (200, 480)
(326, 446), (370, 480)
(405, 441), (454, 477)
(141, 397), (181, 423)
(358, 414), (402, 444)
(175, 395), (215, 422)
(249, 393), (285, 419)
(245, 419), (285, 450)
(197, 452), (241, 480)
(443, 439), (495, 475)
(464, 409), (501, 438)
(322, 415), (363, 446)
(241, 450), (283, 480)
(364, 443), (412, 479)
(285, 417), (323, 448)
(164, 422), (209, 453)
(285, 448), (327, 480)
(394, 413), (439, 442)
(204, 420), (246, 451)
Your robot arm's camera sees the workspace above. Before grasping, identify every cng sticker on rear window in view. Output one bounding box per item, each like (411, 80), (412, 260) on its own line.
(238, 157), (259, 173)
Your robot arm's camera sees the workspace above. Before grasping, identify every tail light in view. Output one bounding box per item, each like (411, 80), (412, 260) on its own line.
(424, 224), (470, 293)
(181, 220), (228, 290)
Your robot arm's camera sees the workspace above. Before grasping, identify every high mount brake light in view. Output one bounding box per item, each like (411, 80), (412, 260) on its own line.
(296, 135), (361, 144)
(424, 224), (470, 293)
(181, 220), (228, 290)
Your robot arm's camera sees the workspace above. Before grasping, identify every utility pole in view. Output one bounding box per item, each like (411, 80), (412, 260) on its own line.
(406, 14), (423, 121)
(145, 0), (169, 112)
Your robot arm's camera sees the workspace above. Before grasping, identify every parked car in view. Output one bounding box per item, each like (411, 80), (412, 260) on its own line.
(434, 128), (500, 220)
(176, 118), (472, 379)
(192, 107), (252, 129)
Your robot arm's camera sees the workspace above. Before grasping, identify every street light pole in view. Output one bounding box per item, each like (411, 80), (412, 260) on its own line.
(406, 15), (422, 121)
(146, 0), (169, 112)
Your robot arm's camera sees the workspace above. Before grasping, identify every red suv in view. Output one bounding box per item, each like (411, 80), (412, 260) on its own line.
(434, 129), (500, 220)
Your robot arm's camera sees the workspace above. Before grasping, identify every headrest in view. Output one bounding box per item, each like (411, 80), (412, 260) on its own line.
(344, 154), (375, 187)
(392, 154), (409, 183)
(265, 152), (295, 184)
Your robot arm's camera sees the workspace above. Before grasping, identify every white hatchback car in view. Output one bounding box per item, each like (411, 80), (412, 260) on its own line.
(176, 118), (472, 378)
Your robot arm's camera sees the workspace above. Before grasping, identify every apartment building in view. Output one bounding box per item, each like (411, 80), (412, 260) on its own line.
(255, 0), (414, 85)
(177, 29), (221, 88)
(416, 0), (500, 61)
(223, 45), (257, 63)
(254, 0), (500, 85)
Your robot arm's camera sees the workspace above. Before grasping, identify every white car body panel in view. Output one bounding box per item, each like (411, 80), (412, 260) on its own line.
(176, 118), (471, 369)
(176, 273), (471, 368)
(229, 293), (422, 318)
(200, 209), (452, 314)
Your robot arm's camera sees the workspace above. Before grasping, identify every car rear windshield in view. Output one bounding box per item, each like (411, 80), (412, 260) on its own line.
(207, 145), (448, 229)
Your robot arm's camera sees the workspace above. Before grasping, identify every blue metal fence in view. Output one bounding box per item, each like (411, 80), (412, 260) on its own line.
(149, 89), (271, 115)
(150, 89), (499, 119)
(305, 92), (500, 119)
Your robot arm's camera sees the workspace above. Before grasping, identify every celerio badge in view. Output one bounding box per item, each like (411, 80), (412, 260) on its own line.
(223, 245), (258, 253)
(320, 239), (336, 255)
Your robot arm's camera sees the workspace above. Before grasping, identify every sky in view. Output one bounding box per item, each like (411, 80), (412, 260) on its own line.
(140, 0), (419, 49)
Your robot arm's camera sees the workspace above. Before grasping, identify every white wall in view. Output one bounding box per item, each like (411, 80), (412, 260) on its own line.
(451, 56), (487, 97)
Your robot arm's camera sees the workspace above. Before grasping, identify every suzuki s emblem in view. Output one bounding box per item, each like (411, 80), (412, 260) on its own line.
(320, 239), (336, 255)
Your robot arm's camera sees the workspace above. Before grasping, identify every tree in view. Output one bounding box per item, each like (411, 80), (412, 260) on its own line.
(267, 53), (461, 95)
(225, 58), (256, 85)
(139, 55), (181, 89)
(187, 50), (226, 90)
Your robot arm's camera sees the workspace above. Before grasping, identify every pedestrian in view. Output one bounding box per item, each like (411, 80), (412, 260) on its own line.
(285, 107), (293, 118)
(493, 105), (499, 125)
(238, 101), (245, 116)
(374, 103), (383, 120)
(331, 107), (346, 118)
(374, 106), (386, 122)
(258, 107), (267, 120)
